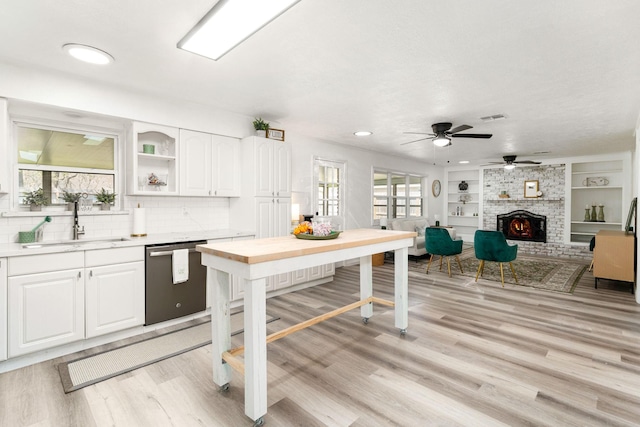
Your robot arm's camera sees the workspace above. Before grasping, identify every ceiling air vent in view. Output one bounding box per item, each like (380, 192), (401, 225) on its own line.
(480, 114), (507, 122)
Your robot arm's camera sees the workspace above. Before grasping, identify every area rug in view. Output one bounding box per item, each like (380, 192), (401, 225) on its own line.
(408, 249), (587, 293)
(58, 313), (279, 393)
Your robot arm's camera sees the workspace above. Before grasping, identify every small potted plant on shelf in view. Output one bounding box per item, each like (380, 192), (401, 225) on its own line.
(61, 190), (82, 211)
(23, 188), (48, 211)
(253, 117), (269, 137)
(96, 188), (116, 210)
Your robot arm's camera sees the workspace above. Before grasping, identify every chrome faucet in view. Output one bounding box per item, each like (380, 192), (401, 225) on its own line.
(73, 201), (85, 240)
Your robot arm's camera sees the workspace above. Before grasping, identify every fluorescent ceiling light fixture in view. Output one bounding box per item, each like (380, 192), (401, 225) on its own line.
(504, 164), (516, 170)
(433, 134), (451, 147)
(178, 0), (301, 60)
(458, 160), (469, 164)
(354, 131), (372, 136)
(63, 44), (114, 65)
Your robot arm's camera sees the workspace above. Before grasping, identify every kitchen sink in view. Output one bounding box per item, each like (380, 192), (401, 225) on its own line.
(22, 237), (130, 249)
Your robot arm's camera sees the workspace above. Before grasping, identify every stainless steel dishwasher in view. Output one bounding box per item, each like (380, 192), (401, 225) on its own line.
(145, 240), (207, 325)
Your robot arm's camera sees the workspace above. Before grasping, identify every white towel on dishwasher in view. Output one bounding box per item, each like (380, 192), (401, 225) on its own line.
(172, 249), (189, 284)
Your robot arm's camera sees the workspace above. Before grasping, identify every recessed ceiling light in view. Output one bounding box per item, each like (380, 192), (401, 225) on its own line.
(354, 131), (372, 137)
(459, 160), (469, 164)
(63, 44), (114, 65)
(178, 0), (301, 61)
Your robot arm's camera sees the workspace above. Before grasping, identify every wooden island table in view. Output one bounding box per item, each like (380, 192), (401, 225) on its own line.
(197, 228), (416, 426)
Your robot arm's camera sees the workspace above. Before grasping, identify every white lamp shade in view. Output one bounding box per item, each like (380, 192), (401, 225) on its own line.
(379, 218), (388, 227)
(291, 204), (300, 221)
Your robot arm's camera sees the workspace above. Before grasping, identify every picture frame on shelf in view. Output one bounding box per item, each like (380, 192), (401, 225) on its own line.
(524, 180), (539, 198)
(267, 128), (285, 141)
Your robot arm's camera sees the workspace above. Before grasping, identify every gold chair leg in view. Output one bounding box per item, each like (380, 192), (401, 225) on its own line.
(455, 255), (463, 273)
(446, 257), (452, 277)
(588, 258), (594, 272)
(426, 254), (434, 274)
(499, 263), (505, 287)
(509, 262), (518, 284)
(439, 256), (443, 271)
(475, 260), (484, 282)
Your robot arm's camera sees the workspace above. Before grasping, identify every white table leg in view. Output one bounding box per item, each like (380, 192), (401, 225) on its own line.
(210, 268), (232, 387)
(394, 247), (409, 332)
(360, 254), (373, 320)
(244, 277), (268, 422)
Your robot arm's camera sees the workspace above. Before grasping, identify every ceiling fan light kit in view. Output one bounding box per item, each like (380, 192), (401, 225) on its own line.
(433, 134), (451, 147)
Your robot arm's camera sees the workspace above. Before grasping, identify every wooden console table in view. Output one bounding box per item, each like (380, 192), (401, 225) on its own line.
(593, 230), (636, 293)
(197, 228), (416, 426)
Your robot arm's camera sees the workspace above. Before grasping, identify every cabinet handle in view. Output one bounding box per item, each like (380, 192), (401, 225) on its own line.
(209, 190), (211, 196)
(78, 271), (82, 279)
(89, 270), (93, 278)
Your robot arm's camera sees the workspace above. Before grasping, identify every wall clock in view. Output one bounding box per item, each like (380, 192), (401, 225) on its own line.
(432, 179), (441, 197)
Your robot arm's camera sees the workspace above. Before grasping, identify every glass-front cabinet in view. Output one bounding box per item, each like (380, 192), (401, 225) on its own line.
(127, 122), (178, 195)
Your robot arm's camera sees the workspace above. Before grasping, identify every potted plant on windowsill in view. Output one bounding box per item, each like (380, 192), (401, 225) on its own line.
(24, 188), (48, 211)
(96, 188), (116, 210)
(253, 117), (269, 137)
(61, 190), (82, 211)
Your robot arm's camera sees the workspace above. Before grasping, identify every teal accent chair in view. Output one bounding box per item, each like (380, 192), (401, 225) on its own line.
(425, 227), (464, 277)
(473, 230), (518, 286)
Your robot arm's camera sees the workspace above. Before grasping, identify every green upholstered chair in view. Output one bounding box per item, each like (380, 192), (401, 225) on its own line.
(473, 230), (518, 286)
(425, 227), (464, 277)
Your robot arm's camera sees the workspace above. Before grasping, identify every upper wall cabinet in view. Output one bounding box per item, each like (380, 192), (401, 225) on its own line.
(249, 136), (292, 198)
(179, 129), (241, 197)
(127, 122), (178, 196)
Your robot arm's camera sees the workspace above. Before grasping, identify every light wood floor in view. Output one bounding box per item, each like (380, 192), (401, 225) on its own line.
(1, 259), (639, 426)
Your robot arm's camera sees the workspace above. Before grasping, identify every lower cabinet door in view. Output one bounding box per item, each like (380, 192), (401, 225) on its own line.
(85, 262), (145, 338)
(8, 269), (84, 358)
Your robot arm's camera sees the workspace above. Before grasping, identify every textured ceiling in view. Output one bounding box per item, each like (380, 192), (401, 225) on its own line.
(0, 0), (639, 166)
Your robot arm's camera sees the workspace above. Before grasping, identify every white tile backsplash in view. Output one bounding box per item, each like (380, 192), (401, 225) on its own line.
(0, 195), (231, 243)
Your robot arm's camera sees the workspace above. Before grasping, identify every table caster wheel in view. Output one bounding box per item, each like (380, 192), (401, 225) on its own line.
(218, 383), (230, 392)
(253, 417), (265, 426)
(362, 317), (369, 324)
(400, 328), (407, 336)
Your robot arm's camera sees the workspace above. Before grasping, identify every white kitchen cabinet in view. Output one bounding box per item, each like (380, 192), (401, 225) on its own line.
(180, 129), (240, 197)
(85, 247), (145, 338)
(243, 136), (292, 198)
(8, 268), (84, 358)
(0, 258), (7, 361)
(127, 121), (179, 195)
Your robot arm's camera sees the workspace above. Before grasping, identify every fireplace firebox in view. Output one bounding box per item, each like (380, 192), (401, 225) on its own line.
(497, 210), (547, 243)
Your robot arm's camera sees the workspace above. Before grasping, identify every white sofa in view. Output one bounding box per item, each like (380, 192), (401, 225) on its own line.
(387, 217), (457, 257)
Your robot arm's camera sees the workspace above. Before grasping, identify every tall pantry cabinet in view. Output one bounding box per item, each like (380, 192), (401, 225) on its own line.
(230, 136), (293, 292)
(229, 136), (335, 299)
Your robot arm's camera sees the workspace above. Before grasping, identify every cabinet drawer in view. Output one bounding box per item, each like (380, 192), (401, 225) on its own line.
(9, 252), (84, 276)
(85, 247), (144, 267)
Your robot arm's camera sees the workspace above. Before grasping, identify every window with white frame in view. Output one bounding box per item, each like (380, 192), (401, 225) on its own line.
(373, 170), (423, 221)
(15, 122), (117, 208)
(314, 157), (345, 226)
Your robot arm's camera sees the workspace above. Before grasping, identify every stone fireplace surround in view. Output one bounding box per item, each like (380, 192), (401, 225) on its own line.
(482, 164), (590, 261)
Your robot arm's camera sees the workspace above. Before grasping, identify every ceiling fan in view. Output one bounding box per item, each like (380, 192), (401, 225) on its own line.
(401, 122), (493, 147)
(487, 155), (541, 170)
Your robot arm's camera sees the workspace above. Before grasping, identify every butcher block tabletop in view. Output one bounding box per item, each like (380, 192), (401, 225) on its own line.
(197, 228), (417, 265)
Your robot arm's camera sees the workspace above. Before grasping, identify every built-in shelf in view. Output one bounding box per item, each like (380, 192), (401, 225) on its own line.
(567, 156), (630, 243)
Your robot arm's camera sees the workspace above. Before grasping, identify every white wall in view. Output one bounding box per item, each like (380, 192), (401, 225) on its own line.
(289, 133), (442, 231)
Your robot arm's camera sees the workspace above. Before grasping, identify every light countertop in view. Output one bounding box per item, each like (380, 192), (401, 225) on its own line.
(0, 229), (255, 258)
